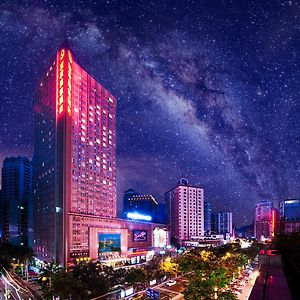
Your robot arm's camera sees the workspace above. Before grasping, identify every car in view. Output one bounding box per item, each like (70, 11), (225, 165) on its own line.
(131, 295), (143, 300)
(165, 280), (177, 286)
(28, 270), (39, 276)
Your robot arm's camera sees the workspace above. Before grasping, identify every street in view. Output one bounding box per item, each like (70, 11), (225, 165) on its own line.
(0, 272), (40, 300)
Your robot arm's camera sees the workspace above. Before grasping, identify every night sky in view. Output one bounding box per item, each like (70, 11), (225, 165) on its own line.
(0, 0), (299, 226)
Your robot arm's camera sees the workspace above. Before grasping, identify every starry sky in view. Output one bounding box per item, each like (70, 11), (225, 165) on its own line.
(0, 0), (299, 226)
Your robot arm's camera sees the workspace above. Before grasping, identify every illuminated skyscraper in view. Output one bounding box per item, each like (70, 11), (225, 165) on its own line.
(216, 212), (233, 237)
(165, 178), (204, 246)
(123, 189), (159, 221)
(254, 200), (274, 241)
(33, 45), (116, 264)
(280, 199), (300, 233)
(204, 201), (212, 235)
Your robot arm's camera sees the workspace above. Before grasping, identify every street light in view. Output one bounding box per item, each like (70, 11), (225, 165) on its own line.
(214, 286), (218, 299)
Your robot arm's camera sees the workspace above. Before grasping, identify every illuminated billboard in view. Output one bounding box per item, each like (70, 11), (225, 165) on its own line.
(153, 228), (167, 248)
(98, 233), (121, 253)
(127, 212), (152, 221)
(133, 230), (148, 242)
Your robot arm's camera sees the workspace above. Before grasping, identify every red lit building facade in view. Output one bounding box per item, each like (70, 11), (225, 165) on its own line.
(254, 200), (276, 241)
(33, 46), (117, 265)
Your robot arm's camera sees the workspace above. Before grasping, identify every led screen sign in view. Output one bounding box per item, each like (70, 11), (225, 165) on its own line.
(127, 212), (152, 221)
(153, 228), (167, 248)
(98, 233), (121, 253)
(133, 230), (147, 242)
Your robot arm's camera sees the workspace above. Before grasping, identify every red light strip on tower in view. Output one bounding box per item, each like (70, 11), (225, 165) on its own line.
(272, 210), (275, 237)
(58, 49), (65, 114)
(67, 50), (72, 116)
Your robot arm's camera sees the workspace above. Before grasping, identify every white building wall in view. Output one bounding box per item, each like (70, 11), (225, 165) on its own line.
(170, 184), (204, 244)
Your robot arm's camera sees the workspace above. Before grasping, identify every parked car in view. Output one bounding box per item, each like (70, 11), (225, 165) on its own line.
(165, 280), (177, 286)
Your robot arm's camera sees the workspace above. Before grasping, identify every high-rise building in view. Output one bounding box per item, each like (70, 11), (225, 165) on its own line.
(33, 45), (116, 264)
(123, 189), (166, 223)
(165, 178), (204, 246)
(280, 199), (300, 233)
(254, 200), (274, 241)
(216, 212), (233, 238)
(123, 189), (139, 218)
(204, 201), (212, 235)
(1, 157), (32, 246)
(124, 190), (158, 219)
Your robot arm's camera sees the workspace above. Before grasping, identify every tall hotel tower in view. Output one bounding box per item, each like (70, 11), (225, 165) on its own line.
(165, 178), (204, 246)
(33, 45), (116, 265)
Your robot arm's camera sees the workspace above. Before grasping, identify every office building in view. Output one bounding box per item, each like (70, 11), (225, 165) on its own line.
(204, 201), (212, 235)
(123, 189), (158, 221)
(123, 189), (166, 224)
(1, 157), (32, 246)
(216, 212), (233, 238)
(123, 189), (139, 218)
(254, 200), (274, 241)
(280, 199), (300, 233)
(33, 45), (116, 264)
(165, 178), (204, 246)
(155, 202), (166, 224)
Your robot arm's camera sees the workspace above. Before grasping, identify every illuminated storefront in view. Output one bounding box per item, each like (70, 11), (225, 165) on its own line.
(88, 218), (168, 263)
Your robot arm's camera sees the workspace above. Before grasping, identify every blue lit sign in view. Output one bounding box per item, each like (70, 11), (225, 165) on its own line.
(127, 212), (152, 221)
(146, 288), (159, 300)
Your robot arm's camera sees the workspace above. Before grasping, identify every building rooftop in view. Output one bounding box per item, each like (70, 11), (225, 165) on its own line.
(249, 265), (292, 300)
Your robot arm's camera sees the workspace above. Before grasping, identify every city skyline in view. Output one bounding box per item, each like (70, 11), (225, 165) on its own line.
(0, 1), (299, 226)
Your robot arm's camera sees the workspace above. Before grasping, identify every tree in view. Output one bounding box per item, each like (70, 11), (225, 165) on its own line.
(73, 261), (112, 296)
(125, 267), (147, 285)
(52, 270), (89, 300)
(38, 260), (62, 299)
(218, 291), (238, 300)
(160, 257), (178, 277)
(0, 243), (34, 274)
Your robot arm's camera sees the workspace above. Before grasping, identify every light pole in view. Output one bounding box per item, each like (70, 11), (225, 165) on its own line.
(214, 286), (218, 299)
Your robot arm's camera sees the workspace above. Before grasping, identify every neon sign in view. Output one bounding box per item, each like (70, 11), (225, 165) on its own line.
(57, 49), (72, 116)
(272, 210), (275, 237)
(67, 50), (72, 116)
(58, 49), (65, 114)
(127, 212), (152, 221)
